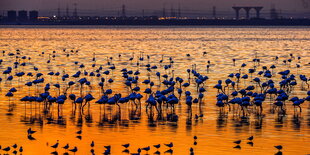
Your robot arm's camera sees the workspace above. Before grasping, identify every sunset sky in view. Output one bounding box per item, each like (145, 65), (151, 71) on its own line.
(1, 0), (310, 17)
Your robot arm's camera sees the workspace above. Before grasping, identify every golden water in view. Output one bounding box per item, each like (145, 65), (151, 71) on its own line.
(0, 26), (309, 155)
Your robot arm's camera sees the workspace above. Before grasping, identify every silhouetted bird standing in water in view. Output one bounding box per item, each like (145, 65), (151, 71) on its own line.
(51, 140), (59, 150)
(142, 146), (150, 152)
(190, 147), (194, 155)
(274, 145), (283, 151)
(234, 140), (241, 144)
(76, 130), (82, 134)
(153, 144), (160, 149)
(90, 141), (95, 147)
(248, 136), (254, 141)
(164, 142), (173, 148)
(2, 146), (10, 153)
(63, 144), (69, 150)
(19, 146), (23, 153)
(122, 143), (130, 148)
(69, 146), (78, 153)
(12, 144), (17, 149)
(234, 145), (241, 149)
(27, 128), (36, 135)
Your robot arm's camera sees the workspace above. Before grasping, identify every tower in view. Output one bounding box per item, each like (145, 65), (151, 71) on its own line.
(66, 4), (69, 17)
(73, 3), (77, 17)
(142, 9), (145, 17)
(170, 5), (174, 17)
(212, 6), (216, 19)
(57, 5), (61, 17)
(121, 4), (126, 17)
(162, 4), (166, 18)
(270, 4), (278, 19)
(178, 3), (181, 18)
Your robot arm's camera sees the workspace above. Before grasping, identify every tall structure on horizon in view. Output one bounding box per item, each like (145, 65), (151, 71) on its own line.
(7, 10), (17, 22)
(162, 5), (166, 18)
(270, 5), (279, 19)
(29, 10), (38, 21)
(212, 6), (216, 19)
(73, 3), (77, 17)
(170, 5), (175, 17)
(178, 4), (181, 18)
(121, 4), (126, 17)
(66, 4), (69, 17)
(18, 10), (28, 21)
(57, 6), (61, 17)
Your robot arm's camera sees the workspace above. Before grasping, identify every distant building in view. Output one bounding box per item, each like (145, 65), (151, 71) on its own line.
(18, 10), (28, 21)
(270, 8), (278, 19)
(29, 10), (38, 21)
(8, 10), (17, 22)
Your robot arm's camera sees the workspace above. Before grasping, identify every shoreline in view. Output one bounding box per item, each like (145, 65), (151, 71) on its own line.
(1, 19), (310, 26)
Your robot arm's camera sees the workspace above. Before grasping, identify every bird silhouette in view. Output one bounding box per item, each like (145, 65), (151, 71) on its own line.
(234, 140), (241, 144)
(164, 149), (173, 154)
(248, 136), (254, 141)
(63, 144), (69, 150)
(153, 144), (160, 149)
(69, 147), (78, 153)
(141, 146), (150, 152)
(122, 143), (130, 148)
(51, 140), (59, 149)
(27, 128), (36, 135)
(274, 145), (283, 151)
(3, 146), (10, 152)
(234, 145), (241, 149)
(164, 142), (173, 148)
(19, 146), (23, 152)
(12, 144), (17, 149)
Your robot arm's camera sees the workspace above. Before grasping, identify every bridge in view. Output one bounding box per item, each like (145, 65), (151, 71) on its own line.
(232, 6), (263, 20)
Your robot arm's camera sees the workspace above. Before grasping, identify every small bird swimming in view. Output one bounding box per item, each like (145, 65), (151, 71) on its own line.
(51, 140), (59, 149)
(122, 143), (130, 148)
(164, 142), (173, 148)
(90, 141), (94, 147)
(12, 143), (17, 149)
(274, 145), (283, 151)
(69, 147), (78, 153)
(2, 146), (10, 152)
(247, 136), (254, 141)
(19, 146), (23, 152)
(234, 140), (241, 144)
(27, 128), (36, 135)
(63, 144), (69, 150)
(104, 145), (111, 150)
(234, 145), (241, 149)
(141, 146), (150, 152)
(153, 144), (160, 149)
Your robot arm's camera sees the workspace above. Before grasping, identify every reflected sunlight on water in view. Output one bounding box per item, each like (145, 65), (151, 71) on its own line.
(0, 26), (309, 155)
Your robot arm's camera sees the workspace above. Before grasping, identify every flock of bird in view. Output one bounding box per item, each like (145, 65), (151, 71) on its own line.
(0, 49), (309, 154)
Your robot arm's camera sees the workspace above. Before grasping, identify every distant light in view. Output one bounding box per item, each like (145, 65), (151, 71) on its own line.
(53, 15), (56, 18)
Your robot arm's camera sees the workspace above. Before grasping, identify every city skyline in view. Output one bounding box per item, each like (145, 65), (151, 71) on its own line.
(1, 0), (310, 18)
